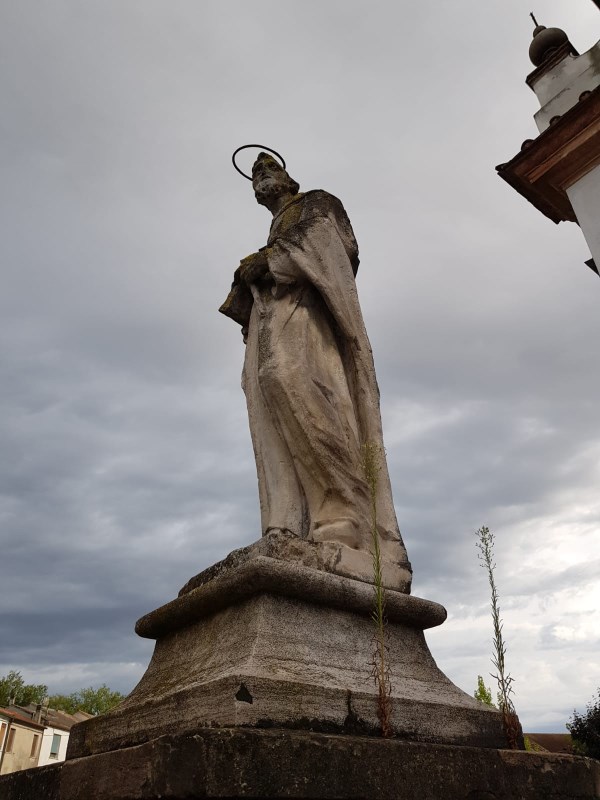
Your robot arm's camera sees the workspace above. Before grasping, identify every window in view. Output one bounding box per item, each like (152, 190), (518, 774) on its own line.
(6, 728), (16, 753)
(0, 723), (6, 749)
(49, 733), (61, 759)
(30, 733), (39, 759)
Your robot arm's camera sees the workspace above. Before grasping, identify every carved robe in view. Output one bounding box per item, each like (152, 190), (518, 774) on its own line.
(223, 190), (408, 560)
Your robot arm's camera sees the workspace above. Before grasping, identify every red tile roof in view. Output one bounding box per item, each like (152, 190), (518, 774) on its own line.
(0, 707), (45, 730)
(8, 704), (94, 731)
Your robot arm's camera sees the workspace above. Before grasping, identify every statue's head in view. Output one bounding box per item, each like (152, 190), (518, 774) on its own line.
(252, 153), (299, 210)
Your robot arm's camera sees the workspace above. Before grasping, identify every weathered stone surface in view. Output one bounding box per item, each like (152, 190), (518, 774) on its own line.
(222, 153), (412, 592)
(69, 564), (503, 758)
(141, 551), (442, 641)
(5, 727), (600, 799)
(0, 761), (61, 800)
(179, 529), (410, 594)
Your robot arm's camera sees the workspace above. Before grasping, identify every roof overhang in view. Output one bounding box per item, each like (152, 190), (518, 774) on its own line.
(496, 85), (600, 224)
(0, 708), (45, 730)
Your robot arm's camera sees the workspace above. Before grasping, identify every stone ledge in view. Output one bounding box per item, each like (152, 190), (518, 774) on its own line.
(0, 762), (61, 800)
(72, 592), (497, 758)
(178, 529), (413, 595)
(136, 555), (444, 640)
(67, 675), (505, 758)
(3, 727), (599, 800)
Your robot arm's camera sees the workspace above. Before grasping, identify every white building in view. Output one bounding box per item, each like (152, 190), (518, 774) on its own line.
(497, 17), (600, 276)
(37, 720), (70, 766)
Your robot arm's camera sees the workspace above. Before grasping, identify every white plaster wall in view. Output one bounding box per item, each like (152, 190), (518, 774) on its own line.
(0, 715), (8, 766)
(37, 726), (70, 767)
(0, 724), (40, 774)
(533, 41), (600, 132)
(567, 163), (600, 268)
(0, 715), (8, 745)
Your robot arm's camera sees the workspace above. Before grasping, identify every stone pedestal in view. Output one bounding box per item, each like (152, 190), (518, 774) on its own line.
(1, 534), (599, 799)
(67, 532), (504, 758)
(2, 728), (600, 800)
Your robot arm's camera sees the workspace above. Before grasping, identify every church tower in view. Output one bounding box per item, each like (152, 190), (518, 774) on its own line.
(497, 16), (600, 276)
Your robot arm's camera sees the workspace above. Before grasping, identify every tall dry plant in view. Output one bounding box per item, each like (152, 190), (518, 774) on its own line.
(363, 442), (392, 738)
(475, 525), (523, 750)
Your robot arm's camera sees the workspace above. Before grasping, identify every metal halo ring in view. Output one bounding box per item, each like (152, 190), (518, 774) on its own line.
(232, 144), (286, 181)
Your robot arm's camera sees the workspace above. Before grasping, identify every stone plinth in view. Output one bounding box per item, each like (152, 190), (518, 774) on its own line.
(177, 528), (412, 593)
(6, 536), (597, 799)
(3, 728), (600, 800)
(68, 536), (504, 759)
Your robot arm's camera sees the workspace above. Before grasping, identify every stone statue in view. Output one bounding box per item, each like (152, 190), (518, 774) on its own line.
(63, 156), (510, 773)
(220, 153), (411, 590)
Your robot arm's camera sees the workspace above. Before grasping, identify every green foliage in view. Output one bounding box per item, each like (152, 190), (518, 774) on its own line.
(0, 670), (47, 707)
(523, 735), (547, 752)
(48, 685), (125, 716)
(475, 526), (523, 750)
(567, 687), (600, 759)
(363, 442), (392, 738)
(46, 693), (77, 714)
(0, 671), (124, 717)
(474, 675), (495, 707)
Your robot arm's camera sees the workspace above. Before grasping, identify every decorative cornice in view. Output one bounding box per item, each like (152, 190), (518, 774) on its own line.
(496, 85), (600, 224)
(526, 41), (579, 91)
(136, 555), (446, 639)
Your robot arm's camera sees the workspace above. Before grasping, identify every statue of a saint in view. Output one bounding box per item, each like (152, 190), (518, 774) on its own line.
(220, 153), (410, 586)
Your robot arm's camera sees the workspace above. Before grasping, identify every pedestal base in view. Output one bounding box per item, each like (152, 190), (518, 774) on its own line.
(68, 546), (504, 758)
(11, 539), (596, 799)
(2, 728), (599, 800)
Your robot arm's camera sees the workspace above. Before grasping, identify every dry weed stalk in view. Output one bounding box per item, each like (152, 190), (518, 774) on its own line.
(363, 442), (393, 738)
(476, 525), (523, 750)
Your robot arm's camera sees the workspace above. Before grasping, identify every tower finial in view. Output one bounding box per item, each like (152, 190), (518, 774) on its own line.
(530, 12), (539, 27)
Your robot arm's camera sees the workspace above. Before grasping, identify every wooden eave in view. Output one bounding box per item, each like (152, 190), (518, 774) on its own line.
(496, 84), (600, 224)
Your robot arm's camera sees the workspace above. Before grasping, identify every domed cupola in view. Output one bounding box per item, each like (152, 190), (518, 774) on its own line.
(529, 20), (570, 66)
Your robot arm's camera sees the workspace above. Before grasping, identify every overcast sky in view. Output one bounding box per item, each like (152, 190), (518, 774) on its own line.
(1, 0), (599, 734)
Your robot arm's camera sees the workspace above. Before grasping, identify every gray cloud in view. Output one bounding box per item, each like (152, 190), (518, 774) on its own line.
(1, 0), (599, 732)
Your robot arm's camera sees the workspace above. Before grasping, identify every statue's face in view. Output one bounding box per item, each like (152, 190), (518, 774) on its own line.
(251, 156), (287, 199)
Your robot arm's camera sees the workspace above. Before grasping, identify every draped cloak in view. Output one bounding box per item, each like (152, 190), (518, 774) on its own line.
(223, 190), (408, 559)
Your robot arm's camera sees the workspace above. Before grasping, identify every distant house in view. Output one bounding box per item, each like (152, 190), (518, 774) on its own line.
(0, 704), (94, 773)
(0, 707), (45, 775)
(35, 707), (93, 766)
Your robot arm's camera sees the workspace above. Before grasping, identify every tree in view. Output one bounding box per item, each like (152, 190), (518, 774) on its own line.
(474, 675), (495, 707)
(567, 688), (600, 759)
(46, 693), (77, 714)
(0, 672), (124, 717)
(0, 671), (47, 707)
(49, 684), (125, 716)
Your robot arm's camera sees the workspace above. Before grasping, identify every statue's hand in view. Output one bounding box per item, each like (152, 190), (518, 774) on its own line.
(239, 251), (269, 285)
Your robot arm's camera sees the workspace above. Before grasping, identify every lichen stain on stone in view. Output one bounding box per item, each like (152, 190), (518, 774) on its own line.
(251, 706), (381, 738)
(268, 194), (304, 245)
(343, 689), (369, 735)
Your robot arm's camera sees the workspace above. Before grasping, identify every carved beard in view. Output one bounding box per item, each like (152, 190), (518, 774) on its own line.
(254, 180), (288, 207)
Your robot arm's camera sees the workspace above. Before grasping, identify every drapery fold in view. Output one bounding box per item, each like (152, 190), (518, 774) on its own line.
(239, 190), (406, 557)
